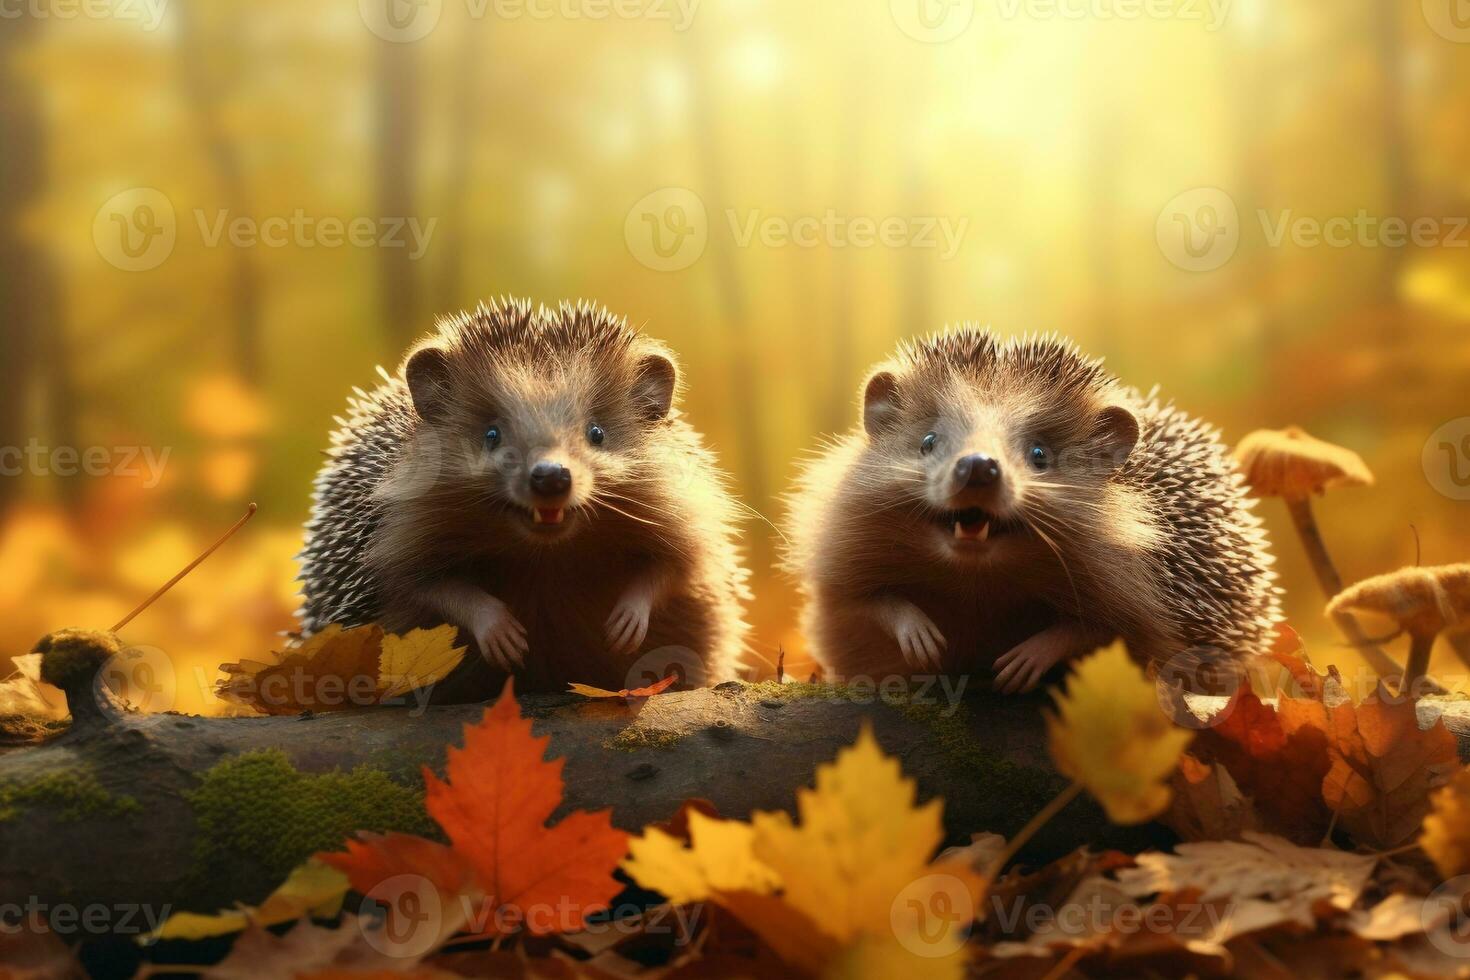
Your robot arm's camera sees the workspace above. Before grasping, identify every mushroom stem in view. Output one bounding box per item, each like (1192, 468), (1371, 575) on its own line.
(1448, 629), (1470, 671)
(1404, 631), (1437, 693)
(1286, 496), (1403, 678)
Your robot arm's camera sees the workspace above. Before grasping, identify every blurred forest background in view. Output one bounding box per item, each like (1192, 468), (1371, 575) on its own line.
(2, 0), (1469, 714)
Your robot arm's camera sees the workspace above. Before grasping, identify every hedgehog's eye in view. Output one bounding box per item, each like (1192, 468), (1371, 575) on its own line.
(586, 423), (606, 446)
(484, 426), (501, 450)
(919, 432), (937, 456)
(1028, 442), (1051, 471)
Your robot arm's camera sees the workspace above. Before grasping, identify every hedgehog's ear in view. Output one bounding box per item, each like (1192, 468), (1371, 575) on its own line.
(1092, 405), (1139, 470)
(405, 345), (453, 422)
(633, 353), (677, 421)
(862, 371), (901, 437)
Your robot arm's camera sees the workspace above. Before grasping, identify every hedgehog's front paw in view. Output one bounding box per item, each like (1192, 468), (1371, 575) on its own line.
(887, 601), (947, 672)
(993, 623), (1087, 694)
(469, 595), (528, 672)
(606, 587), (653, 656)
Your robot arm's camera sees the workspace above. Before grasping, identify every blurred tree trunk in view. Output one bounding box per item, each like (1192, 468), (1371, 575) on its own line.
(1233, 7), (1279, 352)
(826, 41), (869, 435)
(375, 36), (422, 348)
(433, 28), (481, 314)
(176, 0), (264, 381)
(0, 15), (50, 507)
(1086, 94), (1119, 340)
(685, 29), (769, 565)
(1375, 0), (1408, 309)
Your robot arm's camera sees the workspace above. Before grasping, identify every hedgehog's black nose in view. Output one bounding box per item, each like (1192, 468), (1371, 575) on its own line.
(955, 454), (1001, 488)
(529, 462), (572, 498)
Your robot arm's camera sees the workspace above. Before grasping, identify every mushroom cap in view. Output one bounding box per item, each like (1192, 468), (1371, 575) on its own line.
(34, 628), (122, 692)
(1326, 565), (1470, 638)
(1233, 426), (1374, 499)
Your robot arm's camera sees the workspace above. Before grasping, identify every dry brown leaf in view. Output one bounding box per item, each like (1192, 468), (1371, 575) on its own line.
(217, 624), (465, 715)
(1320, 691), (1458, 849)
(1163, 754), (1258, 843)
(1111, 832), (1378, 955)
(0, 926), (83, 980)
(201, 917), (423, 978)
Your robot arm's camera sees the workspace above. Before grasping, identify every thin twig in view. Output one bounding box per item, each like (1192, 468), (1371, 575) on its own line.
(111, 503), (258, 632)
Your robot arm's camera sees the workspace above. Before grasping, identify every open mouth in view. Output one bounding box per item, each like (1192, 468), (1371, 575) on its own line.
(934, 507), (1022, 544)
(531, 506), (567, 526)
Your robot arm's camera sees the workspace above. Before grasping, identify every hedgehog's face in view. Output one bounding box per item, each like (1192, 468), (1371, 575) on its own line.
(859, 339), (1139, 565)
(403, 341), (678, 546)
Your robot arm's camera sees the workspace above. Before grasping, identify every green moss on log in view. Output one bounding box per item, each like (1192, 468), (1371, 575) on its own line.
(186, 750), (435, 886)
(604, 726), (683, 751)
(0, 770), (140, 822)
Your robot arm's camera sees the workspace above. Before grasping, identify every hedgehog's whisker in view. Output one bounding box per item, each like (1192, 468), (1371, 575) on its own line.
(1021, 511), (1086, 617)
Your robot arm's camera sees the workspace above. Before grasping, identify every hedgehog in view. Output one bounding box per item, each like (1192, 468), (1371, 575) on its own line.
(785, 327), (1281, 693)
(297, 297), (751, 697)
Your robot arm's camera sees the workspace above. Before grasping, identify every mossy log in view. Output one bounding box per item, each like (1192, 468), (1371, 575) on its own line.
(4, 679), (1470, 923)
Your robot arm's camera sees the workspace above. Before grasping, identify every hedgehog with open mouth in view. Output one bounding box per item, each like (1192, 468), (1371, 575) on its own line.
(785, 327), (1281, 693)
(298, 297), (751, 696)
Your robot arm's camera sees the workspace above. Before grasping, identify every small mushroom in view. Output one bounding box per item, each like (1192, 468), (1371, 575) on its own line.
(1326, 564), (1470, 692)
(1234, 426), (1400, 677)
(34, 628), (123, 725)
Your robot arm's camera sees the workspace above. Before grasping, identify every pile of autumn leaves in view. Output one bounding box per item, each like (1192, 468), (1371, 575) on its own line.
(148, 641), (1470, 977)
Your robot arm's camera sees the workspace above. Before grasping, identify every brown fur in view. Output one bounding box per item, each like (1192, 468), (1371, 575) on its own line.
(298, 298), (750, 696)
(785, 328), (1280, 686)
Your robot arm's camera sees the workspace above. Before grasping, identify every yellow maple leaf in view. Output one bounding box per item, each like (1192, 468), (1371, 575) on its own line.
(623, 809), (780, 905)
(1046, 641), (1193, 824)
(1422, 766), (1470, 880)
(378, 625), (467, 701)
(826, 931), (970, 980)
(751, 726), (978, 944)
(148, 860), (348, 941)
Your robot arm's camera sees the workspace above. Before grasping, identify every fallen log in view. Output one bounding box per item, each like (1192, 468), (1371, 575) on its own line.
(4, 646), (1470, 922)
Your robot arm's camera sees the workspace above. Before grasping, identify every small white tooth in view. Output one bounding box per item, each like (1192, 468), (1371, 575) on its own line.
(954, 522), (963, 539)
(977, 521), (991, 542)
(533, 509), (545, 524)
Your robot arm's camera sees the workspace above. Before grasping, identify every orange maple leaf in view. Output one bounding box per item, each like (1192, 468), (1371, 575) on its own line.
(320, 680), (629, 938)
(1190, 689), (1331, 844)
(566, 674), (679, 700)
